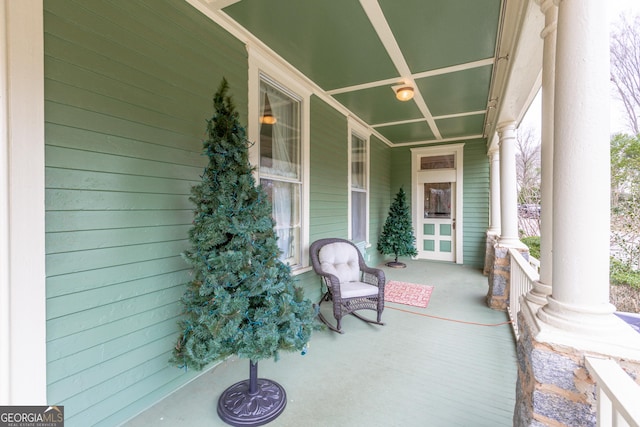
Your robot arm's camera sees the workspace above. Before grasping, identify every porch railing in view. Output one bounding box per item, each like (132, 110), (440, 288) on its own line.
(586, 356), (640, 427)
(508, 248), (540, 338)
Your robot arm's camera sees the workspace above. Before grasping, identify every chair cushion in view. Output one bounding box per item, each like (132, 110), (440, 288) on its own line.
(339, 281), (380, 299)
(318, 242), (360, 283)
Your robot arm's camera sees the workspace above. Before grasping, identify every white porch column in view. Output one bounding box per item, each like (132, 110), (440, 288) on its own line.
(536, 0), (617, 333)
(0, 0), (46, 404)
(497, 122), (524, 247)
(527, 0), (557, 306)
(488, 144), (501, 235)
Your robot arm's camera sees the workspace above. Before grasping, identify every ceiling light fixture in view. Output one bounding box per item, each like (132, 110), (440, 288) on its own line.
(393, 85), (415, 102)
(260, 94), (277, 124)
(259, 113), (277, 125)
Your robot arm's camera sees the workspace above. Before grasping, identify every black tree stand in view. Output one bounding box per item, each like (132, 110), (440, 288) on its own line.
(217, 361), (287, 426)
(385, 255), (407, 268)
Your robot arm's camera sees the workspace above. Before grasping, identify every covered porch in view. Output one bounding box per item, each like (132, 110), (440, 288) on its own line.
(2, 0), (640, 425)
(124, 260), (517, 427)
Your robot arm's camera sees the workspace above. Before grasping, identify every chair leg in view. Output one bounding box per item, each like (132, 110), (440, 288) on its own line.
(315, 293), (345, 334)
(351, 311), (385, 326)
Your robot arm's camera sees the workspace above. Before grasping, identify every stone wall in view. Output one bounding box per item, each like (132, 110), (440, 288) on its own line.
(514, 310), (640, 427)
(486, 241), (529, 310)
(487, 245), (510, 309)
(484, 231), (498, 276)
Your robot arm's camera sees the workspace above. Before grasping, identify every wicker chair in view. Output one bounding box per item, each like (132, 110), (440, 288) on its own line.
(309, 238), (385, 333)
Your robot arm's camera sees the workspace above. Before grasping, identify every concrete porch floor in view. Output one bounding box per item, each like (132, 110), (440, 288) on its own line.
(123, 260), (517, 427)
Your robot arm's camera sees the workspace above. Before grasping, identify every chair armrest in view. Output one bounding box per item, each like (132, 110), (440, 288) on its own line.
(360, 266), (385, 288)
(317, 272), (343, 298)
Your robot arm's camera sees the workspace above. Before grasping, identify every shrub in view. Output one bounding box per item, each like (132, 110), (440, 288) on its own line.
(521, 236), (540, 259)
(610, 257), (640, 289)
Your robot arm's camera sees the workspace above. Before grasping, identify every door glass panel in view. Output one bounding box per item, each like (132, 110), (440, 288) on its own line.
(424, 183), (451, 218)
(423, 223), (435, 235)
(424, 240), (435, 251)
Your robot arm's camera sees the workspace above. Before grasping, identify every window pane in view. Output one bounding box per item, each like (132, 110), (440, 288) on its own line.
(259, 80), (300, 180)
(420, 155), (454, 170)
(424, 183), (451, 218)
(262, 179), (301, 266)
(258, 77), (303, 268)
(351, 134), (366, 190)
(352, 191), (366, 243)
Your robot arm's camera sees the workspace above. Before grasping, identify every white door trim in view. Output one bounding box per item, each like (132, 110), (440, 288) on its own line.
(410, 144), (464, 264)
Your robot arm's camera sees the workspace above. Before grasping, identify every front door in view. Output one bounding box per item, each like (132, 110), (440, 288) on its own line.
(418, 182), (455, 261)
(411, 144), (464, 263)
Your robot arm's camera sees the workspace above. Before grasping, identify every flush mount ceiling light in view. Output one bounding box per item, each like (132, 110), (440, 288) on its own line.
(392, 84), (415, 102)
(260, 93), (277, 124)
(259, 113), (277, 125)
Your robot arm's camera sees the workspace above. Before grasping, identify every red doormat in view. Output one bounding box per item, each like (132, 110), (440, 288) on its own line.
(384, 281), (434, 308)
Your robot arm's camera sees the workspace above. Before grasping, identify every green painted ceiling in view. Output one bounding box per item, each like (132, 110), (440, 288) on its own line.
(223, 0), (502, 146)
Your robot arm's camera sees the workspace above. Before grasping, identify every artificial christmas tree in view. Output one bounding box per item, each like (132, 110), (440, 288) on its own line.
(377, 187), (418, 268)
(171, 79), (316, 426)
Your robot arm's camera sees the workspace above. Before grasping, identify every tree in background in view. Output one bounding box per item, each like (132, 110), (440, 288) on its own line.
(610, 12), (640, 290)
(610, 133), (640, 271)
(171, 79), (316, 426)
(377, 187), (417, 268)
(516, 126), (541, 237)
(611, 14), (640, 136)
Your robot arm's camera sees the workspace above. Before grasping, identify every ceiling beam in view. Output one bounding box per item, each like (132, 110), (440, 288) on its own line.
(359, 0), (442, 139)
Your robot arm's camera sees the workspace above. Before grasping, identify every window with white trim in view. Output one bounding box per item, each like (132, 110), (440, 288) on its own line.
(350, 131), (369, 244)
(258, 76), (303, 268)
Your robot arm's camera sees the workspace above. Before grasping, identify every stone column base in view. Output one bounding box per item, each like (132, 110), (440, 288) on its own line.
(514, 303), (640, 427)
(486, 242), (529, 310)
(483, 231), (499, 276)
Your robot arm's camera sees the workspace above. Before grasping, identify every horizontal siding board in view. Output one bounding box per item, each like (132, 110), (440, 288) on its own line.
(68, 355), (195, 427)
(46, 124), (206, 167)
(47, 272), (189, 320)
(47, 299), (183, 362)
(48, 334), (178, 402)
(47, 286), (185, 341)
(47, 317), (179, 384)
(46, 189), (194, 212)
(47, 168), (197, 195)
(44, 7), (245, 109)
(46, 79), (198, 136)
(44, 35), (217, 129)
(46, 102), (199, 151)
(46, 239), (188, 276)
(47, 257), (188, 299)
(46, 225), (190, 253)
(46, 146), (203, 180)
(47, 274), (188, 319)
(45, 210), (193, 232)
(52, 351), (181, 425)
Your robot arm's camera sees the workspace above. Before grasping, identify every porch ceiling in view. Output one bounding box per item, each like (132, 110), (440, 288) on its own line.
(199, 0), (518, 147)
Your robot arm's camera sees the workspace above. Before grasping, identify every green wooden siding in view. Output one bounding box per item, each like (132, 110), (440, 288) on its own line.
(368, 135), (392, 266)
(390, 141), (489, 268)
(44, 1), (247, 425)
(461, 140), (490, 268)
(309, 95), (349, 243)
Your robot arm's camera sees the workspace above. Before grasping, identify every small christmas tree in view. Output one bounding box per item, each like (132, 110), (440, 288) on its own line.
(377, 187), (418, 268)
(171, 78), (316, 425)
